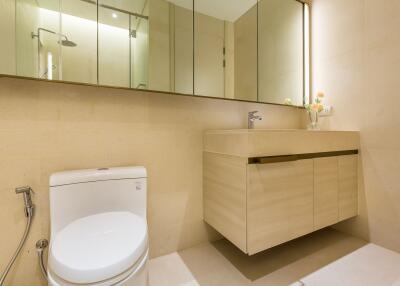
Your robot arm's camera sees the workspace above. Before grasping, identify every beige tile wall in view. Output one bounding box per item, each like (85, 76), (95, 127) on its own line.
(0, 77), (302, 285)
(312, 0), (400, 252)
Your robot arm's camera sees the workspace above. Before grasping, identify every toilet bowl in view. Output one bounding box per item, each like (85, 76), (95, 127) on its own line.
(47, 167), (148, 286)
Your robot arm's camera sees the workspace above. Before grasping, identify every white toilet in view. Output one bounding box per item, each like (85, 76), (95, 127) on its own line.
(47, 167), (149, 286)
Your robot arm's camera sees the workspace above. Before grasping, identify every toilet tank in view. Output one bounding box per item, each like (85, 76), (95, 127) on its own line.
(49, 167), (147, 236)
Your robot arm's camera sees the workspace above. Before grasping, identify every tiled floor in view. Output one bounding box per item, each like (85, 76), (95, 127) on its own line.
(298, 243), (400, 286)
(148, 228), (369, 286)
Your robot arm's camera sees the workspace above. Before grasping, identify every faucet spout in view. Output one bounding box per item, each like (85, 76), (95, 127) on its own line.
(248, 111), (263, 129)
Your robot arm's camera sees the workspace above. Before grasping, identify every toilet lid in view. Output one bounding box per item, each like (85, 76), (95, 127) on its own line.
(49, 211), (148, 284)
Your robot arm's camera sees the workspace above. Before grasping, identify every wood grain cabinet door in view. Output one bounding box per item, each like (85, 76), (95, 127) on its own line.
(203, 152), (248, 252)
(247, 159), (314, 255)
(338, 155), (358, 220)
(314, 157), (339, 230)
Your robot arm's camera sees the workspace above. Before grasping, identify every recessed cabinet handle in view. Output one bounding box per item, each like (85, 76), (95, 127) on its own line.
(247, 150), (359, 165)
(248, 155), (298, 164)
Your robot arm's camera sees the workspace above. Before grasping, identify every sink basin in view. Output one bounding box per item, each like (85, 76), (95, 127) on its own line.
(204, 129), (360, 157)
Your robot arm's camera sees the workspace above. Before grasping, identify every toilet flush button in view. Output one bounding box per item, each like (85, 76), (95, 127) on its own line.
(135, 183), (141, 191)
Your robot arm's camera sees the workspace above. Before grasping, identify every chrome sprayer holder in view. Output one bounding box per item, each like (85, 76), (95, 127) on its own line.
(15, 186), (34, 217)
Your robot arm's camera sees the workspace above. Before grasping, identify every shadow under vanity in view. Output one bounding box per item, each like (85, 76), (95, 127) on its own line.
(203, 129), (359, 255)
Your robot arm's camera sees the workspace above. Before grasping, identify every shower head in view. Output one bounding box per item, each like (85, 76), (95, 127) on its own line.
(32, 28), (77, 48)
(59, 37), (77, 47)
(60, 39), (77, 47)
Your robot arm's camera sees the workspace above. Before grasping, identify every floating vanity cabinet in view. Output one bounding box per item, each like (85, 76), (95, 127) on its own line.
(203, 130), (360, 255)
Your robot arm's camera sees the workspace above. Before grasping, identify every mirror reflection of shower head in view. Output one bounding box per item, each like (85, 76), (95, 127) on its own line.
(59, 37), (77, 47)
(31, 28), (77, 48)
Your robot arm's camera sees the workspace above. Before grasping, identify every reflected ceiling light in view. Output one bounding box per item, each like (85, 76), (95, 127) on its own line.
(112, 13), (117, 18)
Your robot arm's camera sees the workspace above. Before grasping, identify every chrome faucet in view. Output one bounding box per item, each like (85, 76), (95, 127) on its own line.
(248, 111), (263, 129)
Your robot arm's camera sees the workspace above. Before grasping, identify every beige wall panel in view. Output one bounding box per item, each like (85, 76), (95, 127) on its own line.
(314, 157), (339, 230)
(203, 152), (247, 252)
(312, 0), (400, 252)
(0, 77), (302, 285)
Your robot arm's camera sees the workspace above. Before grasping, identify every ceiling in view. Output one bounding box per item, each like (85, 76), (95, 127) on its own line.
(37, 0), (147, 18)
(37, 0), (256, 23)
(37, 0), (147, 29)
(168, 0), (257, 22)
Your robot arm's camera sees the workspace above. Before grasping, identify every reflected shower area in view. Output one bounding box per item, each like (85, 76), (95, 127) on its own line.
(11, 0), (307, 104)
(31, 27), (77, 80)
(98, 0), (149, 88)
(16, 0), (149, 87)
(14, 0), (194, 93)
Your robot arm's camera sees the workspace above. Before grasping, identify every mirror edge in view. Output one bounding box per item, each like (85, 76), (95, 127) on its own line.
(0, 73), (306, 109)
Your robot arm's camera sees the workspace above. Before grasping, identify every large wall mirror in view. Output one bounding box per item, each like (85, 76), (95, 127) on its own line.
(0, 0), (310, 107)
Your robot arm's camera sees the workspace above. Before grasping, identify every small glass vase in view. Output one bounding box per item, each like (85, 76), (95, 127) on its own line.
(307, 110), (320, 130)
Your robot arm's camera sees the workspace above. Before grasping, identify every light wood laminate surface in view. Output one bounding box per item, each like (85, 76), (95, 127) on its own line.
(247, 159), (314, 254)
(338, 155), (358, 221)
(203, 152), (247, 252)
(314, 157), (339, 230)
(204, 130), (360, 157)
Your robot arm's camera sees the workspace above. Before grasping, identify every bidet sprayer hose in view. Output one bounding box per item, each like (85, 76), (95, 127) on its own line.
(0, 215), (33, 286)
(36, 239), (49, 280)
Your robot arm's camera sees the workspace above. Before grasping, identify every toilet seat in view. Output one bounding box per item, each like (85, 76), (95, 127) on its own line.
(48, 249), (149, 286)
(49, 211), (148, 284)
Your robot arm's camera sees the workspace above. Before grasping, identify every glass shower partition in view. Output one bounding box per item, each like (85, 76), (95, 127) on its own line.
(98, 0), (149, 89)
(98, 1), (130, 88)
(131, 7), (149, 90)
(15, 0), (154, 90)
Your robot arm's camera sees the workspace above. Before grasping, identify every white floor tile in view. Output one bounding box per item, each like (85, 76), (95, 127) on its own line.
(148, 229), (368, 286)
(299, 244), (400, 286)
